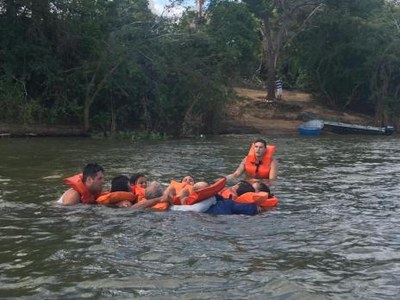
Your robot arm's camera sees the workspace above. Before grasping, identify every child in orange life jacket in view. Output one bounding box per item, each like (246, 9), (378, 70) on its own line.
(130, 173), (147, 189)
(182, 175), (195, 186)
(129, 173), (148, 201)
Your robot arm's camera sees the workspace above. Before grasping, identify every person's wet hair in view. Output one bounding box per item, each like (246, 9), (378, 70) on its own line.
(130, 173), (146, 185)
(83, 163), (104, 182)
(145, 182), (164, 199)
(253, 138), (267, 147)
(257, 183), (270, 193)
(236, 181), (255, 196)
(111, 175), (130, 192)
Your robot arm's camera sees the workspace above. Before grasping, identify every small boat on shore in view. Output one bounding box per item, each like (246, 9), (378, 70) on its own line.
(299, 120), (395, 136)
(298, 120), (323, 136)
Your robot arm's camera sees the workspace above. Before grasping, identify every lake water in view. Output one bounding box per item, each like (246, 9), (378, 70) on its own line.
(0, 134), (399, 299)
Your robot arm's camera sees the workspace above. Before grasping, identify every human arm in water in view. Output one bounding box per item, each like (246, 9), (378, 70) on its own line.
(131, 185), (174, 209)
(60, 188), (81, 205)
(131, 197), (166, 209)
(226, 158), (246, 180)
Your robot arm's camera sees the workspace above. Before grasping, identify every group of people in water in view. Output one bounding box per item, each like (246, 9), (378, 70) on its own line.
(58, 138), (278, 215)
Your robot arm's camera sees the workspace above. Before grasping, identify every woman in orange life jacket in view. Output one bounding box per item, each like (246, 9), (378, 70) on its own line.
(60, 163), (105, 205)
(226, 138), (278, 184)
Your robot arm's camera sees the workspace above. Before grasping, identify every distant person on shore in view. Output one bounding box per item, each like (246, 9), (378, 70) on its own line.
(59, 163), (105, 205)
(275, 77), (282, 100)
(226, 138), (277, 183)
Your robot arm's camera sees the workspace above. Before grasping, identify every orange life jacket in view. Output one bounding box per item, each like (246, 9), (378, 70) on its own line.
(64, 173), (100, 204)
(96, 191), (136, 205)
(150, 202), (170, 211)
(235, 192), (278, 208)
(169, 180), (194, 194)
(174, 178), (227, 205)
(244, 144), (275, 179)
(131, 185), (146, 202)
(131, 185), (170, 211)
(219, 187), (237, 200)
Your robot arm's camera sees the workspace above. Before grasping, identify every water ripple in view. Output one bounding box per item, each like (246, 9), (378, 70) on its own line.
(1, 135), (400, 298)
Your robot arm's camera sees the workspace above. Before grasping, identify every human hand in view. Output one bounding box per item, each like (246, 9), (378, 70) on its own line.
(116, 200), (132, 208)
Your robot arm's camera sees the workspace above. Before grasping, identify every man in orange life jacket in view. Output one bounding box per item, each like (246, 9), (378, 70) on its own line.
(59, 163), (105, 205)
(226, 138), (278, 182)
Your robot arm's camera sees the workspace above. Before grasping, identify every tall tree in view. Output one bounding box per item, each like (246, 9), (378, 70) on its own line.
(243, 0), (322, 99)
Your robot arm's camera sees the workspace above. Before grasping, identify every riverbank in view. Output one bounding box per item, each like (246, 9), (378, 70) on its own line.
(0, 123), (87, 137)
(1, 88), (374, 137)
(219, 88), (374, 135)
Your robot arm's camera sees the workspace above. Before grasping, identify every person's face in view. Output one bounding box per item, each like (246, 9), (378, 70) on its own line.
(87, 171), (105, 193)
(182, 176), (194, 186)
(136, 176), (147, 188)
(254, 142), (266, 158)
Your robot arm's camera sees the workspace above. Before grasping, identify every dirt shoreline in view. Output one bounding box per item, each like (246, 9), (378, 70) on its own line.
(219, 88), (374, 135)
(0, 123), (88, 137)
(0, 88), (374, 137)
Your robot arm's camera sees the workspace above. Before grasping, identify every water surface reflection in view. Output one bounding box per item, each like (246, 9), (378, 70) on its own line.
(0, 135), (399, 298)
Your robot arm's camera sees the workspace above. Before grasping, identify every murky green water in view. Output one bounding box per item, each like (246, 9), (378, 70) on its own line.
(0, 134), (399, 299)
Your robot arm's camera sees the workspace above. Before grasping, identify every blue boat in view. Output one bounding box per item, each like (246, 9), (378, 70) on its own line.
(298, 120), (323, 136)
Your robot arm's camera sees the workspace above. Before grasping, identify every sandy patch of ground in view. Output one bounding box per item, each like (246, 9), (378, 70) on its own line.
(221, 87), (373, 135)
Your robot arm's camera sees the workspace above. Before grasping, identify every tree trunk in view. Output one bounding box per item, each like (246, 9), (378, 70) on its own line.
(261, 12), (286, 100)
(110, 94), (116, 137)
(375, 65), (389, 126)
(83, 62), (121, 133)
(266, 56), (276, 100)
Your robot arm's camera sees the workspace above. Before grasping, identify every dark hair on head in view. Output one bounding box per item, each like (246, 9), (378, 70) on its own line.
(111, 175), (130, 192)
(130, 173), (146, 185)
(258, 183), (271, 194)
(83, 163), (104, 182)
(253, 138), (267, 147)
(236, 180), (255, 196)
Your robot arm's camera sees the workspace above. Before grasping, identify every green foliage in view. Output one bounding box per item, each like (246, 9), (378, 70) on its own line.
(1, 0), (399, 132)
(207, 1), (260, 81)
(0, 0), (239, 136)
(288, 0), (400, 126)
